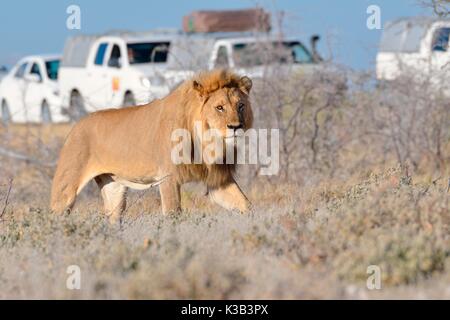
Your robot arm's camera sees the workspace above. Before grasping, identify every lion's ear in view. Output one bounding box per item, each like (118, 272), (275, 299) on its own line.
(193, 80), (205, 97)
(239, 76), (252, 95)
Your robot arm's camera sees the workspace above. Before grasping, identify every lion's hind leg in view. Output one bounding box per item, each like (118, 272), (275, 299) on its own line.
(95, 174), (127, 224)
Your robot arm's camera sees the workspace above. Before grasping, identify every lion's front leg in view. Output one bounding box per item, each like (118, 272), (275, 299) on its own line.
(208, 180), (251, 213)
(159, 177), (181, 214)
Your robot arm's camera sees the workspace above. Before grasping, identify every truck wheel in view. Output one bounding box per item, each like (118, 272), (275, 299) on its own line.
(69, 91), (87, 121)
(123, 92), (135, 107)
(1, 100), (11, 125)
(41, 101), (52, 124)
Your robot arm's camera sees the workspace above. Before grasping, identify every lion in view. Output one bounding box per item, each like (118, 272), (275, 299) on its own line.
(50, 69), (253, 222)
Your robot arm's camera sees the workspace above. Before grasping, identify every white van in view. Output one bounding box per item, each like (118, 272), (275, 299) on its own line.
(59, 31), (177, 119)
(0, 55), (66, 124)
(377, 17), (450, 86)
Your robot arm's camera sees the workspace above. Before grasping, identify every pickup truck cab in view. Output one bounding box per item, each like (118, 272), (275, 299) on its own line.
(59, 31), (176, 119)
(0, 55), (65, 124)
(162, 32), (323, 89)
(210, 36), (314, 69)
(377, 17), (450, 86)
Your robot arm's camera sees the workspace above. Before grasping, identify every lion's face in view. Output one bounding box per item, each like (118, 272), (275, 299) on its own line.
(202, 88), (253, 140)
(194, 76), (253, 144)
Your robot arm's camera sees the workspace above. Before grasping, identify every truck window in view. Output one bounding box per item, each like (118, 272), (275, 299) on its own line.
(14, 62), (28, 78)
(94, 43), (108, 65)
(288, 42), (314, 63)
(108, 45), (122, 68)
(233, 41), (313, 67)
(30, 63), (42, 81)
(215, 46), (229, 68)
(432, 28), (450, 52)
(45, 60), (60, 80)
(126, 42), (170, 64)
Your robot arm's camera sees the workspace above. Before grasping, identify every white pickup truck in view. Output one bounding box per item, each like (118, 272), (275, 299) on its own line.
(157, 32), (331, 88)
(0, 55), (66, 124)
(377, 17), (450, 87)
(161, 32), (323, 90)
(59, 31), (176, 119)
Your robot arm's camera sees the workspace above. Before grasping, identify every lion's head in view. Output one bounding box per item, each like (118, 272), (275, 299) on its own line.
(190, 69), (253, 146)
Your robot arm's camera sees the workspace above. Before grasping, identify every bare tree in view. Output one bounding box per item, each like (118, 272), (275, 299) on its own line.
(419, 0), (450, 17)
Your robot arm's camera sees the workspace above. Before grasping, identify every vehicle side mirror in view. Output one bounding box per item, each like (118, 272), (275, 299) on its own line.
(24, 73), (41, 83)
(310, 34), (323, 63)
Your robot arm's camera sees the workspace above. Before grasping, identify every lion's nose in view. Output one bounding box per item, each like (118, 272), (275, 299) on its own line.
(227, 123), (243, 131)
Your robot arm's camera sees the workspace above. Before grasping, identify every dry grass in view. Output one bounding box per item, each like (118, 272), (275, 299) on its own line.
(0, 71), (449, 299)
(0, 138), (449, 299)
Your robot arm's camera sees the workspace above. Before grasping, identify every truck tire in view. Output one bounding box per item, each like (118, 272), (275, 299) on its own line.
(69, 91), (87, 121)
(41, 101), (52, 124)
(123, 92), (135, 107)
(1, 100), (11, 125)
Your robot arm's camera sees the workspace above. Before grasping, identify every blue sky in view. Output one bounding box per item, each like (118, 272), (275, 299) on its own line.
(0, 0), (432, 70)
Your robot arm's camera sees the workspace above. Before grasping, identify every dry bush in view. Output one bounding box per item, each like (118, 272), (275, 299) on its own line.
(246, 62), (449, 187)
(419, 0), (450, 17)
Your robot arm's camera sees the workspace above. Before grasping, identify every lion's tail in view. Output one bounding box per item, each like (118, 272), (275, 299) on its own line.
(50, 128), (91, 214)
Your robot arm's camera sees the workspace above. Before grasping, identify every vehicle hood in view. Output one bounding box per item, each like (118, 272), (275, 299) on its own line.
(130, 63), (167, 77)
(236, 62), (343, 79)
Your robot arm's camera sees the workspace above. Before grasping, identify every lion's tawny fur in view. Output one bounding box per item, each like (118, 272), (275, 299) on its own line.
(51, 69), (253, 221)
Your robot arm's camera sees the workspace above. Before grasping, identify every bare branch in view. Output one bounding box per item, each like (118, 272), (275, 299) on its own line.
(418, 0), (450, 17)
(0, 146), (56, 168)
(0, 179), (13, 220)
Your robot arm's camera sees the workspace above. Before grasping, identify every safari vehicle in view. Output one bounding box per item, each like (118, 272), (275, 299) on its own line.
(376, 17), (450, 85)
(58, 30), (177, 119)
(0, 55), (66, 124)
(150, 8), (328, 91)
(161, 32), (324, 90)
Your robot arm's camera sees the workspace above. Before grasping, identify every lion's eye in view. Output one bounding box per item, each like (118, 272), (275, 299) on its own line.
(238, 103), (245, 112)
(216, 105), (224, 112)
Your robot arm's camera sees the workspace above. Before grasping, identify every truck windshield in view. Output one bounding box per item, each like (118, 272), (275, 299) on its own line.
(126, 42), (170, 64)
(45, 59), (60, 80)
(233, 41), (313, 67)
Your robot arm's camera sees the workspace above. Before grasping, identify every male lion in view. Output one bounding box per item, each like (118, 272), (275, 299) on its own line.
(51, 69), (253, 222)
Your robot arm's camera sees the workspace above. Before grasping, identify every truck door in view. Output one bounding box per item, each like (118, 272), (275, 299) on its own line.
(104, 43), (124, 107)
(24, 60), (45, 122)
(211, 42), (232, 70)
(86, 42), (110, 110)
(7, 61), (28, 118)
